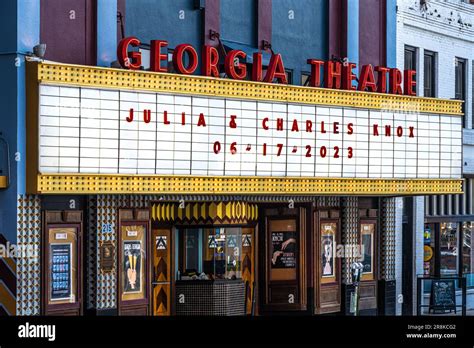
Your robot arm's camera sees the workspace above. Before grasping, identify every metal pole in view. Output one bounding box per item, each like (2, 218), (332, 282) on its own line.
(416, 277), (421, 316)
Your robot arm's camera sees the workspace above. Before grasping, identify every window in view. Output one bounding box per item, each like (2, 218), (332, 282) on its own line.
(301, 72), (311, 86)
(455, 57), (466, 127)
(439, 222), (459, 276)
(404, 46), (417, 74)
(177, 227), (243, 280)
(462, 222), (474, 288)
(423, 51), (436, 97)
(285, 69), (293, 85)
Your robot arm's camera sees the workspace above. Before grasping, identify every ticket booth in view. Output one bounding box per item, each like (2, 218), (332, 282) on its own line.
(150, 202), (258, 316)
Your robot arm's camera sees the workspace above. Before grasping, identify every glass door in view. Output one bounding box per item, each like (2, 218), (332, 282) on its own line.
(440, 222), (459, 276)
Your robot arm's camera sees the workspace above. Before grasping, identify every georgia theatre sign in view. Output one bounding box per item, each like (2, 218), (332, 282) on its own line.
(117, 37), (417, 95)
(25, 38), (463, 195)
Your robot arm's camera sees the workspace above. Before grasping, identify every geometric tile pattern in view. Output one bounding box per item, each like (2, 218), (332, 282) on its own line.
(341, 197), (359, 284)
(317, 196), (341, 208)
(16, 194), (41, 316)
(381, 197), (396, 280)
(86, 196), (98, 309)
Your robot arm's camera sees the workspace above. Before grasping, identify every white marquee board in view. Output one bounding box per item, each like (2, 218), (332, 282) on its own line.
(37, 85), (462, 179)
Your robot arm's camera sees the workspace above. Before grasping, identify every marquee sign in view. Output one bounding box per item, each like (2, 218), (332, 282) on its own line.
(26, 62), (463, 195)
(37, 85), (461, 180)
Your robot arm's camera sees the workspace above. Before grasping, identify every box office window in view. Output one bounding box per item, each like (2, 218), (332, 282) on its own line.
(177, 227), (243, 280)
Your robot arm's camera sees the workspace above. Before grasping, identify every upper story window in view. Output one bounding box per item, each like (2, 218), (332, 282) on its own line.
(423, 50), (436, 98)
(455, 57), (467, 127)
(301, 72), (311, 86)
(404, 46), (417, 92)
(404, 46), (417, 72)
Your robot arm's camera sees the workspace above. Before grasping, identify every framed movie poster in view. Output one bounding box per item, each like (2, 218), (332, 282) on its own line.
(269, 219), (298, 281)
(320, 222), (337, 284)
(271, 231), (297, 269)
(123, 240), (142, 293)
(121, 224), (146, 301)
(47, 227), (78, 305)
(360, 222), (375, 281)
(50, 243), (72, 301)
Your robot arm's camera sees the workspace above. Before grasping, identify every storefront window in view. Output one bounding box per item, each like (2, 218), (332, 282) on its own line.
(462, 222), (474, 287)
(423, 224), (436, 276)
(440, 222), (459, 276)
(177, 227), (243, 280)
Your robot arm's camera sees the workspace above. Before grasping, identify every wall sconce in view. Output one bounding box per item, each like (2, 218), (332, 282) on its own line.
(0, 132), (10, 189)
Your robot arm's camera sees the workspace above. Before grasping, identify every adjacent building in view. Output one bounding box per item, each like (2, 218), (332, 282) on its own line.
(397, 0), (474, 313)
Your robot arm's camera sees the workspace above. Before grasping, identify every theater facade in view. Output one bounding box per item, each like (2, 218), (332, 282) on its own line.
(22, 53), (463, 316)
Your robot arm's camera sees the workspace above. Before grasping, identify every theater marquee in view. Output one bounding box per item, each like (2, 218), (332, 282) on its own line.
(26, 62), (463, 195)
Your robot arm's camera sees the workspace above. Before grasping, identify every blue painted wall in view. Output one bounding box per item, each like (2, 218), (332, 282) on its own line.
(0, 0), (39, 243)
(220, 0), (256, 46)
(385, 0), (397, 69)
(346, 0), (359, 74)
(97, 0), (118, 67)
(271, 0), (328, 85)
(126, 0), (202, 51)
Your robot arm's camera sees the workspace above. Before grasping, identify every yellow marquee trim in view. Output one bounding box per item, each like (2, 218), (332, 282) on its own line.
(35, 174), (463, 195)
(32, 61), (463, 115)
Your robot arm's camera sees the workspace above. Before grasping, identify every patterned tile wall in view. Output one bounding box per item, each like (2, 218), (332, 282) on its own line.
(381, 197), (396, 280)
(341, 197), (359, 284)
(86, 196), (97, 309)
(16, 194), (41, 316)
(316, 197), (341, 208)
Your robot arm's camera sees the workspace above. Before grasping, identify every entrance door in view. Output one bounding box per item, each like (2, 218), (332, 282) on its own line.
(42, 211), (83, 316)
(262, 207), (307, 312)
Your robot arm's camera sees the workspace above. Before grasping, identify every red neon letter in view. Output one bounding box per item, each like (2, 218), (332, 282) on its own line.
(264, 54), (288, 84)
(203, 45), (219, 77)
(307, 59), (324, 87)
(342, 62), (357, 90)
(375, 66), (390, 93)
(389, 68), (403, 95)
(252, 53), (263, 81)
(404, 70), (417, 96)
(225, 50), (247, 80)
(117, 37), (142, 70)
(324, 60), (342, 89)
(150, 40), (168, 72)
(358, 65), (377, 92)
(173, 44), (198, 75)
